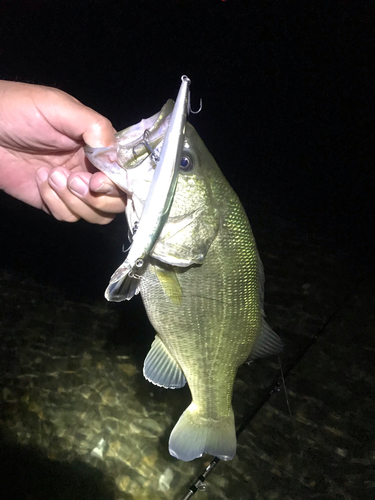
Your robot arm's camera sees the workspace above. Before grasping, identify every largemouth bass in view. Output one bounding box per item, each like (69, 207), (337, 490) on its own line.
(85, 79), (282, 461)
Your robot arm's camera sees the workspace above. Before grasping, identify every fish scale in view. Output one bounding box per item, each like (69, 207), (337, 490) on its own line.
(137, 126), (264, 459)
(85, 87), (282, 461)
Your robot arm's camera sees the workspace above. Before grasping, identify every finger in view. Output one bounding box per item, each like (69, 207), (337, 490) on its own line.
(48, 168), (120, 224)
(83, 115), (117, 148)
(36, 167), (80, 222)
(67, 172), (127, 214)
(44, 89), (116, 148)
(37, 166), (126, 224)
(88, 171), (124, 196)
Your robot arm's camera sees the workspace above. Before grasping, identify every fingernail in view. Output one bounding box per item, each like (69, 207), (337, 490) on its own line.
(68, 177), (89, 196)
(50, 170), (67, 189)
(36, 168), (49, 183)
(93, 182), (114, 194)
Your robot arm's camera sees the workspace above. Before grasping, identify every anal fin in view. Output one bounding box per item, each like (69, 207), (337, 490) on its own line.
(246, 321), (283, 363)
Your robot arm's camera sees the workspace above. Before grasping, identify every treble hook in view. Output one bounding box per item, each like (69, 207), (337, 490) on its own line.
(132, 129), (160, 162)
(188, 91), (203, 115)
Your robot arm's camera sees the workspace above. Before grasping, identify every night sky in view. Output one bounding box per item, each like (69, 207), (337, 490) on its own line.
(0, 0), (374, 285)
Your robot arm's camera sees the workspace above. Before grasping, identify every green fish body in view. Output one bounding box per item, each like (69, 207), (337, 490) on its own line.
(85, 100), (282, 461)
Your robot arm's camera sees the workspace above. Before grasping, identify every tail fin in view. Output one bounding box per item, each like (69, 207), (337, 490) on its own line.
(168, 403), (236, 461)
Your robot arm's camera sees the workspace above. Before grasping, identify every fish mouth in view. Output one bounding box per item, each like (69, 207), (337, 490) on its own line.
(116, 100), (174, 169)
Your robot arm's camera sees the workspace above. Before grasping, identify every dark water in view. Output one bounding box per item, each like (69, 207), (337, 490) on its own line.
(1, 190), (373, 500)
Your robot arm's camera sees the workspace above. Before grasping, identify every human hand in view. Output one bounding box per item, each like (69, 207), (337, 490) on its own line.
(0, 80), (126, 223)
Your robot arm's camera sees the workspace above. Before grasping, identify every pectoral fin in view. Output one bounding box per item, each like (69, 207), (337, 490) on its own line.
(152, 263), (183, 305)
(143, 335), (186, 389)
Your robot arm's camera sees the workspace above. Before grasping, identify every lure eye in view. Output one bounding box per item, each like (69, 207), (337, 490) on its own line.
(180, 155), (194, 172)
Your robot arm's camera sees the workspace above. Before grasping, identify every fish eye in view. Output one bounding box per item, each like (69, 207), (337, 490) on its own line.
(180, 154), (194, 172)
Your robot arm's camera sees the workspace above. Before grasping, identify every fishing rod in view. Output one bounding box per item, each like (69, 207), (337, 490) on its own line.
(179, 368), (286, 500)
(179, 277), (365, 499)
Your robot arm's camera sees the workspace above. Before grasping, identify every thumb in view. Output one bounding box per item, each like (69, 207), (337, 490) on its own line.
(81, 111), (117, 148)
(38, 85), (117, 148)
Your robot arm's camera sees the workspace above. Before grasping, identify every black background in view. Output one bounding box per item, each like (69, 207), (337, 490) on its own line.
(0, 3), (374, 497)
(0, 0), (374, 287)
